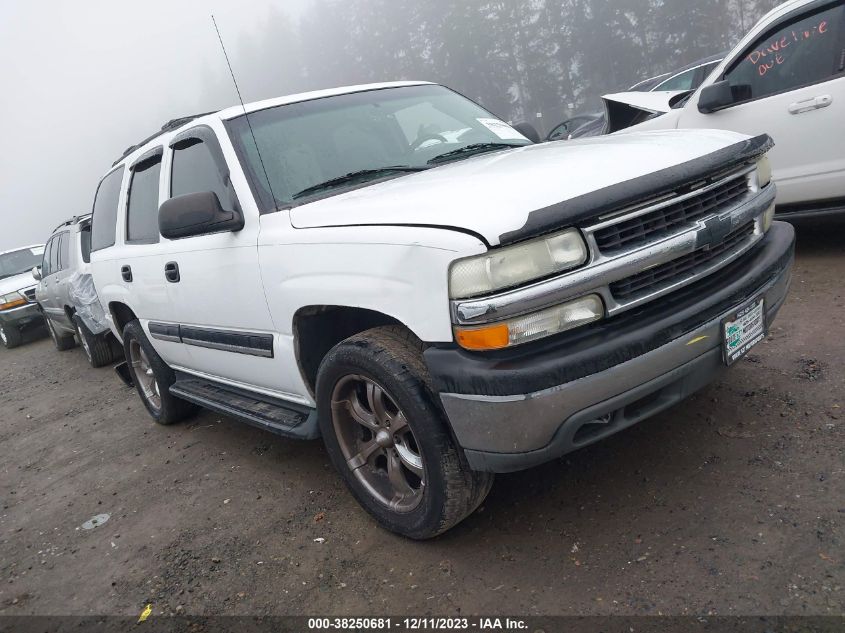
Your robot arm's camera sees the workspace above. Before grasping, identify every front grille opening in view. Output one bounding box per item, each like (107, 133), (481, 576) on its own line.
(610, 221), (755, 301)
(22, 289), (36, 303)
(595, 173), (750, 253)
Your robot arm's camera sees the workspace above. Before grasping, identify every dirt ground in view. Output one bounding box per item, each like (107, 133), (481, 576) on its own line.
(0, 219), (842, 618)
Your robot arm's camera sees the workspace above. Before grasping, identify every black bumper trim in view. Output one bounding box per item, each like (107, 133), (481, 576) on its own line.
(425, 221), (795, 397)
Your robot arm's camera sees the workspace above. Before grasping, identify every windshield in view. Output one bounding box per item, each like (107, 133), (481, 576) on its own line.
(0, 246), (44, 281)
(226, 84), (531, 208)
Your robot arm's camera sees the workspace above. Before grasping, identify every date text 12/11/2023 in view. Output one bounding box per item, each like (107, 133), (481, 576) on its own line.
(307, 617), (531, 631)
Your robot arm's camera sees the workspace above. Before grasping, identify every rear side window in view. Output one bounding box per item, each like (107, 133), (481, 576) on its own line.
(59, 232), (70, 270)
(80, 227), (92, 264)
(171, 140), (234, 211)
(126, 155), (163, 244)
(42, 238), (55, 276)
(91, 167), (125, 251)
(49, 236), (60, 274)
(724, 2), (845, 102)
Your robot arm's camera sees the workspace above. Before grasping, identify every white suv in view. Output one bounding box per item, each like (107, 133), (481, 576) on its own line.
(90, 81), (794, 538)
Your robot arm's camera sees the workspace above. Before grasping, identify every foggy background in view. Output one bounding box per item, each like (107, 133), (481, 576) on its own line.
(1, 0), (780, 252)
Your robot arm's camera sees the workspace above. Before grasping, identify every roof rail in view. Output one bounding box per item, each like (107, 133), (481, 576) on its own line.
(51, 214), (93, 234)
(112, 110), (217, 167)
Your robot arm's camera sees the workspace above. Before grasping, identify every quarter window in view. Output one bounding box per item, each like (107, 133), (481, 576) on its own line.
(127, 155), (163, 243)
(49, 236), (60, 274)
(91, 167), (125, 251)
(59, 232), (70, 270)
(170, 139), (233, 211)
(42, 238), (55, 276)
(723, 3), (845, 102)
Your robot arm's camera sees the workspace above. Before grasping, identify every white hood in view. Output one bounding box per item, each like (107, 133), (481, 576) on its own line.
(291, 128), (751, 246)
(0, 271), (37, 297)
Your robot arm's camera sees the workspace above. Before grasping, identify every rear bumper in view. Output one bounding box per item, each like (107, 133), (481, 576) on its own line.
(0, 302), (43, 330)
(425, 222), (795, 473)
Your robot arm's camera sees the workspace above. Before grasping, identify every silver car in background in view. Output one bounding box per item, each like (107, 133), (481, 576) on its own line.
(34, 216), (120, 367)
(0, 245), (45, 349)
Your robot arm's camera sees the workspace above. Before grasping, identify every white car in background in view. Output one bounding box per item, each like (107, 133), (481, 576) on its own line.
(616, 0), (845, 218)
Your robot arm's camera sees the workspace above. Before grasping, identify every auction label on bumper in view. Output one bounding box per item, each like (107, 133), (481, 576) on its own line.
(722, 296), (765, 366)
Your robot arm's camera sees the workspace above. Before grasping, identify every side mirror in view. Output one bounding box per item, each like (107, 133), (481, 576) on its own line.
(512, 121), (541, 144)
(698, 80), (734, 113)
(159, 191), (244, 240)
(31, 266), (42, 281)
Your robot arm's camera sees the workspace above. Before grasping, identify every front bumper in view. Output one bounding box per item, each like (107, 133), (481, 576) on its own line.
(425, 222), (795, 473)
(0, 302), (43, 330)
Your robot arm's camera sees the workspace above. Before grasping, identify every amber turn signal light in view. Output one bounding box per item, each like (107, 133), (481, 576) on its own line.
(454, 323), (510, 351)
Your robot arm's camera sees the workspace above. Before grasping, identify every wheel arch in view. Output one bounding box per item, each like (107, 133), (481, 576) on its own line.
(108, 301), (138, 339)
(293, 305), (410, 398)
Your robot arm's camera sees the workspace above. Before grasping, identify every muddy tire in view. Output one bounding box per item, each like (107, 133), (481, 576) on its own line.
(123, 320), (197, 425)
(0, 323), (23, 349)
(73, 315), (115, 368)
(46, 316), (76, 351)
(316, 326), (493, 539)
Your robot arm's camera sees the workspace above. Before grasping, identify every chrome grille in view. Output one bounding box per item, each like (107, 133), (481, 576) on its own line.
(610, 221), (755, 301)
(22, 288), (37, 303)
(594, 169), (751, 253)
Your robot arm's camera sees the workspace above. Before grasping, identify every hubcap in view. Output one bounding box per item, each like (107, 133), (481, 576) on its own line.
(0, 326), (7, 344)
(129, 340), (161, 412)
(331, 375), (425, 513)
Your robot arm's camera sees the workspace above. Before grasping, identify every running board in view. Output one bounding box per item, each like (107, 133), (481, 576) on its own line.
(169, 374), (319, 440)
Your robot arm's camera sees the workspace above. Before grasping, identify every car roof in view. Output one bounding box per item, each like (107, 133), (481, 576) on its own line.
(112, 81), (434, 170)
(0, 244), (44, 257)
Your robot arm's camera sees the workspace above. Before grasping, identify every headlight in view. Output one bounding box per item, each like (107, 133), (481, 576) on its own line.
(0, 292), (27, 311)
(762, 202), (776, 232)
(756, 154), (772, 189)
(454, 294), (604, 350)
(449, 228), (587, 299)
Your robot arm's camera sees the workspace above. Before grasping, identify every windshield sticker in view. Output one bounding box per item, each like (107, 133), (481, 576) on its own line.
(477, 118), (529, 141)
(29, 247), (43, 256)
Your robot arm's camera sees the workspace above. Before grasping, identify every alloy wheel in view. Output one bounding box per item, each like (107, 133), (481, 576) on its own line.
(129, 340), (162, 412)
(331, 374), (425, 512)
(0, 325), (7, 345)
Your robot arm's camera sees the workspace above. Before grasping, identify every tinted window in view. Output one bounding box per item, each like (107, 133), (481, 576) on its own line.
(724, 3), (845, 102)
(91, 167), (124, 251)
(171, 140), (233, 210)
(127, 156), (162, 243)
(59, 232), (70, 271)
(42, 239), (54, 276)
(80, 227), (92, 264)
(49, 236), (60, 275)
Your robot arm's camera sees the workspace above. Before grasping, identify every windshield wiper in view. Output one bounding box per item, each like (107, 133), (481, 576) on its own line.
(427, 142), (523, 165)
(291, 166), (429, 200)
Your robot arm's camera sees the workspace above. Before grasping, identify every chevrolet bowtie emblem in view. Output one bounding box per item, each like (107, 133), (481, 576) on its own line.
(699, 214), (734, 249)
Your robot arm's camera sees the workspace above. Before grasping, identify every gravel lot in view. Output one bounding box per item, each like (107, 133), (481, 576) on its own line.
(0, 220), (843, 618)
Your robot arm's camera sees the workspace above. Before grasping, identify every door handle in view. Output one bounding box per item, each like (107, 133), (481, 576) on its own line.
(121, 265), (132, 282)
(788, 95), (832, 114)
(164, 261), (180, 283)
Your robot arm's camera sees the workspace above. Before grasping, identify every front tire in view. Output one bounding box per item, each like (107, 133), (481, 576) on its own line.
(73, 314), (115, 368)
(316, 326), (493, 539)
(123, 320), (197, 425)
(46, 316), (76, 351)
(0, 323), (23, 349)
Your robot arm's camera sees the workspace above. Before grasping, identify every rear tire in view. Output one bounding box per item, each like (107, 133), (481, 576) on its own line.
(73, 315), (115, 368)
(316, 326), (493, 539)
(122, 320), (197, 425)
(46, 316), (76, 351)
(0, 323), (23, 349)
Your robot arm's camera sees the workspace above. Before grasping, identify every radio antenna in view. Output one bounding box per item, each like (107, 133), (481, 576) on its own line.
(211, 14), (278, 211)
